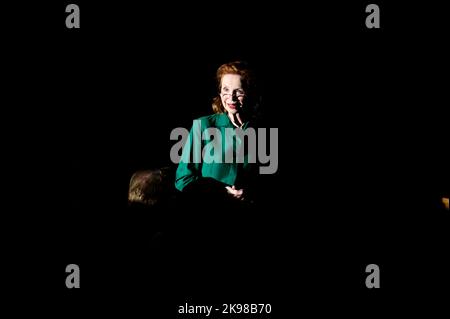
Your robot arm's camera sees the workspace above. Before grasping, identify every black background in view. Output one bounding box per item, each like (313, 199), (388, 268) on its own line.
(4, 0), (449, 317)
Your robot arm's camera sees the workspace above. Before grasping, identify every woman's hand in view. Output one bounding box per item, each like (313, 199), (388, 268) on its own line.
(225, 185), (244, 200)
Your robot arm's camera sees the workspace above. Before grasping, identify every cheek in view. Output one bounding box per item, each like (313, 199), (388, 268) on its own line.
(221, 96), (227, 106)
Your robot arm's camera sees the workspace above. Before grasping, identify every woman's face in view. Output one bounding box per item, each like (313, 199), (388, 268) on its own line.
(220, 74), (246, 115)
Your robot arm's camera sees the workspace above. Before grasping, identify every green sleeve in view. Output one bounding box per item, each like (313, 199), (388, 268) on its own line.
(175, 120), (202, 191)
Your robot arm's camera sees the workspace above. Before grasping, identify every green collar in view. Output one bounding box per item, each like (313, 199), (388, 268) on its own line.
(216, 113), (250, 129)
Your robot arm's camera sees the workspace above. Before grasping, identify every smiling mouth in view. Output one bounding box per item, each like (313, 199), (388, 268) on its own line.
(227, 103), (237, 109)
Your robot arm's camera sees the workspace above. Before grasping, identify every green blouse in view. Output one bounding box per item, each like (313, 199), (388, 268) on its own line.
(175, 113), (254, 192)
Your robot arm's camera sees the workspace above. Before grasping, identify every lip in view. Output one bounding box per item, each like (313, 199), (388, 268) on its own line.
(227, 103), (237, 109)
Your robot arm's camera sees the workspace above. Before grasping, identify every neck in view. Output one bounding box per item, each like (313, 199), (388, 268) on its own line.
(227, 112), (245, 128)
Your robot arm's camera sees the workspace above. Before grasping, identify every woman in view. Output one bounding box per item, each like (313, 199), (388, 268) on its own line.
(175, 61), (261, 205)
